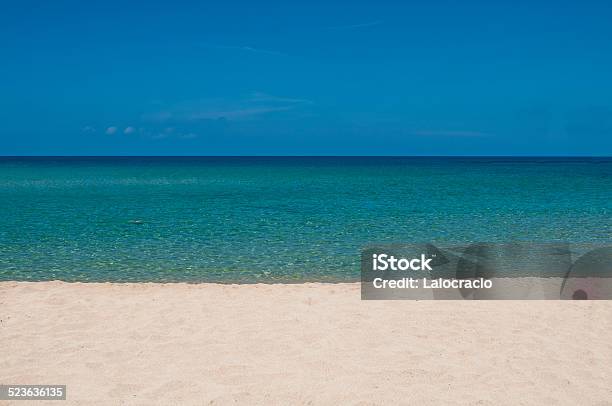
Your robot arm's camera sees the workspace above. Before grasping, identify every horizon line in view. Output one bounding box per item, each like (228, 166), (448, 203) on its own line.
(1, 155), (611, 159)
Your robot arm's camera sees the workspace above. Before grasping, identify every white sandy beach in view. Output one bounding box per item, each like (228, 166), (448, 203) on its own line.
(1, 282), (611, 405)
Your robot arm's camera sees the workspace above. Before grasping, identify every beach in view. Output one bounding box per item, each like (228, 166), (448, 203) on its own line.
(2, 282), (611, 405)
(4, 0), (612, 402)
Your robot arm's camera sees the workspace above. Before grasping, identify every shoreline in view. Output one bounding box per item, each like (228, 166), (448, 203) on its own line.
(2, 281), (611, 405)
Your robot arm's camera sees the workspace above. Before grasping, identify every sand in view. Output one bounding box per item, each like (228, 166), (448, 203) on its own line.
(1, 282), (611, 405)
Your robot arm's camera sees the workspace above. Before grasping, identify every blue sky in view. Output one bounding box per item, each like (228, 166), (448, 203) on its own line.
(1, 0), (612, 155)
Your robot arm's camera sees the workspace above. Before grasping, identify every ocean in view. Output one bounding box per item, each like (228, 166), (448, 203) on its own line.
(0, 157), (610, 282)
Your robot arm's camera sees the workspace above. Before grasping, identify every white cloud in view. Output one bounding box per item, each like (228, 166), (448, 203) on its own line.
(248, 92), (311, 104)
(186, 106), (294, 120)
(142, 93), (312, 122)
(105, 126), (118, 135)
(327, 20), (383, 30)
(203, 44), (285, 56)
(124, 126), (135, 135)
(151, 132), (170, 140)
(412, 130), (491, 137)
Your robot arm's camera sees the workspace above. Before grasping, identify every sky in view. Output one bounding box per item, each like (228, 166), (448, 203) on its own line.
(1, 0), (612, 155)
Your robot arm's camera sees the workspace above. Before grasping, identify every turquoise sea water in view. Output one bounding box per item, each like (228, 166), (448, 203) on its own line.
(0, 157), (611, 282)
